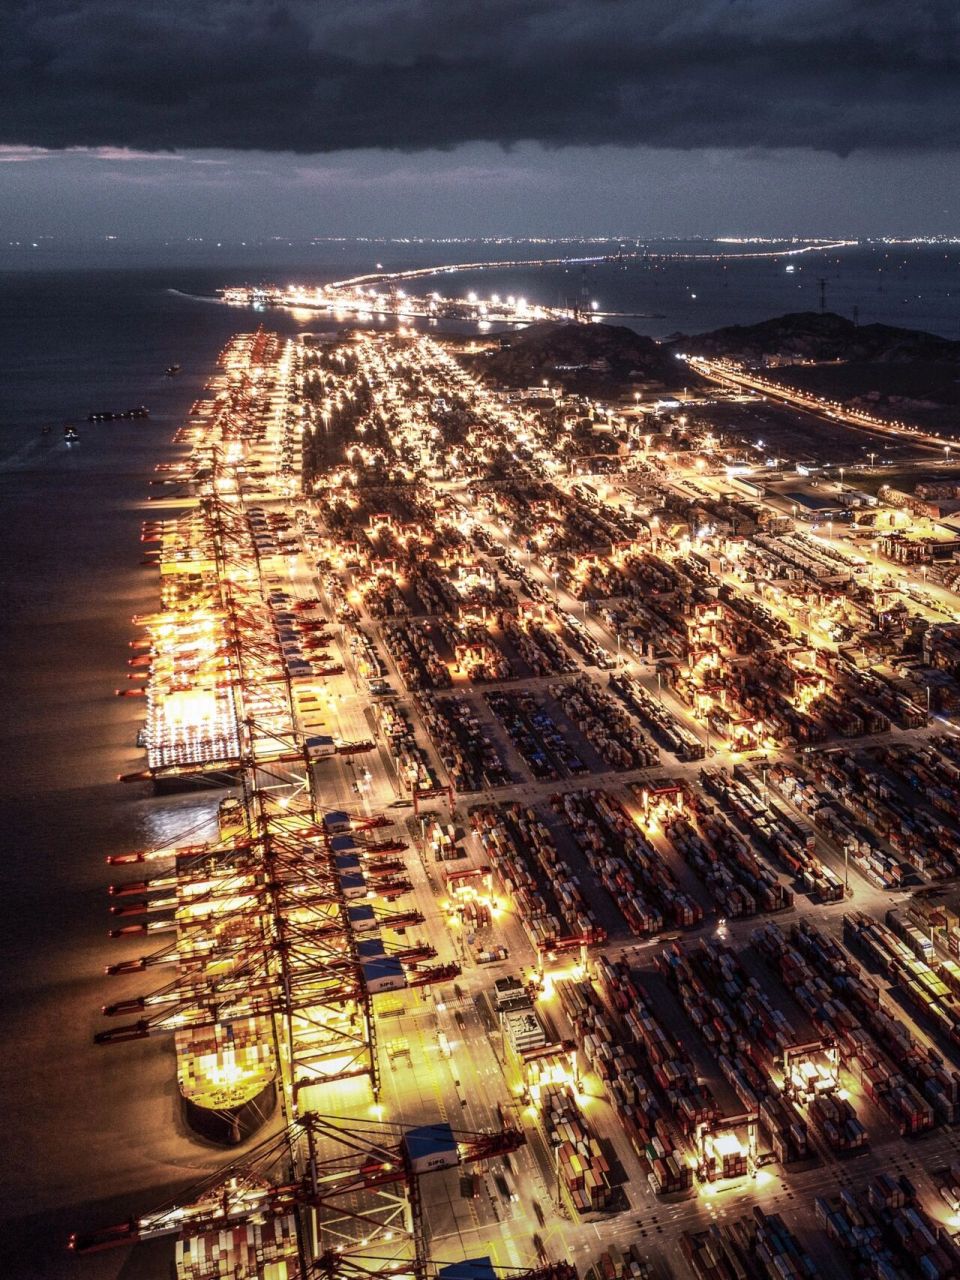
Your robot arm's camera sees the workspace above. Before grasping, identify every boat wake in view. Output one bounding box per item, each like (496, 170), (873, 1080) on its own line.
(166, 288), (224, 305)
(0, 434), (60, 473)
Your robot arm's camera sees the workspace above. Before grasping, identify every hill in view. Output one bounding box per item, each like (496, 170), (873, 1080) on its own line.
(671, 311), (960, 365)
(475, 321), (689, 390)
(671, 311), (960, 433)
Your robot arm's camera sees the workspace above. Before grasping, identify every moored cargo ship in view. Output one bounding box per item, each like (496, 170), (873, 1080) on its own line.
(176, 1018), (277, 1144)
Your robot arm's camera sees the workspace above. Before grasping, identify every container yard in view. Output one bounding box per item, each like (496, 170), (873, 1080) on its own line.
(68, 320), (960, 1280)
(539, 1081), (616, 1214)
(681, 1209), (819, 1280)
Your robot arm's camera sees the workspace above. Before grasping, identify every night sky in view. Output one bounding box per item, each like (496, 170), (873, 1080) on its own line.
(2, 0), (959, 239)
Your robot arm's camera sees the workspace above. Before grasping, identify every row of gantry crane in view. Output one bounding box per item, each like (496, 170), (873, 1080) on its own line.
(73, 335), (575, 1280)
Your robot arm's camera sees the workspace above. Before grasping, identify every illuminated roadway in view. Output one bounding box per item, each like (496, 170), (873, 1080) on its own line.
(326, 240), (857, 296)
(221, 238), (858, 331)
(684, 355), (956, 453)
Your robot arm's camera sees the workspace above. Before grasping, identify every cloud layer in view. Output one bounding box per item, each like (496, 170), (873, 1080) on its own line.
(2, 1), (959, 155)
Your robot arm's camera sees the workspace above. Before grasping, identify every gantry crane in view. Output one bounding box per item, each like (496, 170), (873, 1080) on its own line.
(122, 474), (374, 789)
(107, 729), (404, 1108)
(319, 1257), (576, 1280)
(96, 803), (460, 1107)
(69, 1112), (529, 1280)
(97, 402), (474, 1223)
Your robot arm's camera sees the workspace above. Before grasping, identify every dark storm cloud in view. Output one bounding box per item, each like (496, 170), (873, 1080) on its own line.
(2, 0), (959, 155)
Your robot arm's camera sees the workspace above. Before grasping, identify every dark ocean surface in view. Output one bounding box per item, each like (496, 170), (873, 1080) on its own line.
(0, 242), (957, 1276)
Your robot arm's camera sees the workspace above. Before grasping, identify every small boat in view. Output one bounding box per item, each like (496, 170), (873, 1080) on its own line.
(64, 425), (79, 443)
(165, 364), (181, 376)
(40, 424), (52, 435)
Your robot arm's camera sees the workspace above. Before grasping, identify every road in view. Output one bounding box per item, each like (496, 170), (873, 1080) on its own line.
(685, 355), (954, 452)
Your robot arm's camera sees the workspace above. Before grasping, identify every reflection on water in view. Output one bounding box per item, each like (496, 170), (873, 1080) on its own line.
(134, 794), (223, 854)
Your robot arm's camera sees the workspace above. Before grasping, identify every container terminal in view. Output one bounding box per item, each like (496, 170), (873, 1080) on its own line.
(69, 317), (960, 1280)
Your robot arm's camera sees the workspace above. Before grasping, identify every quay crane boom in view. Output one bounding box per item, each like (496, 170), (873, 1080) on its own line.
(69, 1113), (526, 1263)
